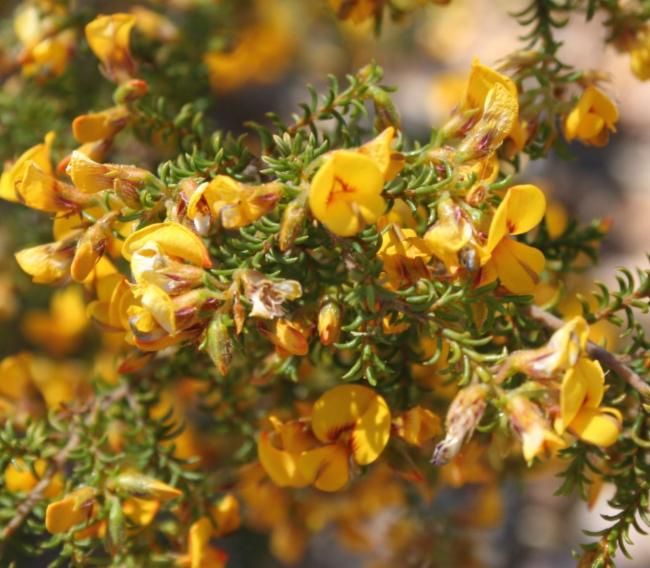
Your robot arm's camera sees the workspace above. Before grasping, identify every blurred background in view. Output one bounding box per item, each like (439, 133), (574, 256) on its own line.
(1, 1), (649, 566)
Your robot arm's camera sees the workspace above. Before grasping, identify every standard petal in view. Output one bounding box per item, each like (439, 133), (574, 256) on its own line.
(122, 222), (212, 268)
(502, 185), (546, 235)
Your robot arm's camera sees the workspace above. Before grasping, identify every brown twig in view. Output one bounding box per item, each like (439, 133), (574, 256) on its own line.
(0, 431), (79, 548)
(529, 305), (650, 398)
(0, 383), (131, 553)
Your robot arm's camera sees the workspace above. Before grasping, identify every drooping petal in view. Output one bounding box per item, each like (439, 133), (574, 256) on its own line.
(297, 444), (350, 492)
(491, 238), (545, 294)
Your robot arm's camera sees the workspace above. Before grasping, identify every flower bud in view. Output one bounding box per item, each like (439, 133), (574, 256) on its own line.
(318, 302), (341, 346)
(107, 495), (125, 554)
(279, 196), (307, 252)
(111, 472), (182, 500)
(71, 213), (117, 282)
(211, 494), (241, 537)
(113, 79), (149, 104)
(206, 313), (233, 376)
(72, 105), (130, 144)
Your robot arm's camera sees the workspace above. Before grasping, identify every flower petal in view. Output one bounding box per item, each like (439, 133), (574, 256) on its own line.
(297, 444), (350, 492)
(492, 238), (545, 294)
(122, 222), (212, 268)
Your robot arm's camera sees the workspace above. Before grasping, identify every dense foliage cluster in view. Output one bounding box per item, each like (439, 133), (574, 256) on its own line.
(1, 1), (649, 566)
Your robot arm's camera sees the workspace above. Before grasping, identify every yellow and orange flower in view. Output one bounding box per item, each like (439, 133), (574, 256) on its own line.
(258, 385), (391, 491)
(478, 185), (546, 294)
(564, 85), (618, 147)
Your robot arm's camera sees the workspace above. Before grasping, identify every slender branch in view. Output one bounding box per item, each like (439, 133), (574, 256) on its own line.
(0, 432), (79, 547)
(529, 305), (650, 398)
(0, 383), (131, 551)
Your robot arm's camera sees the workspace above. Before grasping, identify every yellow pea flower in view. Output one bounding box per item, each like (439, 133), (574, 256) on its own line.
(564, 85), (618, 147)
(257, 419), (314, 489)
(1, 131), (55, 202)
(393, 406), (442, 446)
(505, 316), (589, 380)
(85, 14), (137, 81)
(507, 395), (567, 464)
(0, 353), (36, 419)
(122, 222), (212, 269)
(20, 33), (75, 80)
(424, 198), (476, 274)
(311, 384), (391, 468)
(15, 161), (93, 214)
(309, 150), (385, 236)
(210, 494), (241, 537)
(318, 302), (341, 345)
(203, 4), (295, 93)
(450, 59), (519, 161)
(22, 286), (87, 355)
(131, 282), (178, 335)
(72, 106), (130, 144)
(557, 357), (622, 447)
(126, 287), (208, 351)
(15, 233), (79, 284)
(186, 176), (282, 231)
(45, 486), (97, 534)
(630, 27), (650, 81)
(4, 459), (63, 498)
(66, 151), (151, 193)
(130, 242), (205, 293)
(378, 225), (431, 288)
(478, 184), (546, 294)
(457, 82), (519, 162)
(262, 319), (310, 356)
(13, 5), (74, 80)
(258, 385), (391, 492)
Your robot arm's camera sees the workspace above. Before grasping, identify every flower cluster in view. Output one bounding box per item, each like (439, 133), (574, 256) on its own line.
(0, 3), (648, 567)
